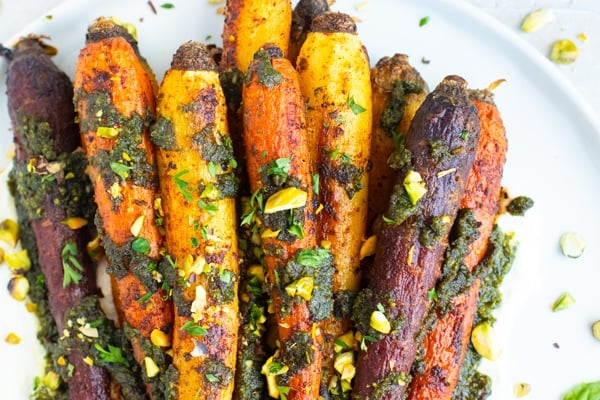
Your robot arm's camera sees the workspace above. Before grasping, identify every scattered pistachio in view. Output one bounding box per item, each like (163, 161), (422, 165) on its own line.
(62, 217), (88, 230)
(5, 249), (31, 273)
(96, 126), (120, 139)
(87, 236), (104, 261)
(130, 215), (145, 237)
(577, 33), (589, 43)
(144, 356), (160, 378)
(551, 292), (575, 312)
(334, 351), (356, 381)
(285, 276), (314, 301)
(334, 330), (357, 353)
(5, 332), (21, 345)
(370, 310), (391, 334)
(0, 219), (19, 247)
(8, 275), (30, 301)
(559, 232), (586, 258)
(591, 321), (600, 341)
(514, 382), (531, 397)
(471, 322), (501, 361)
(151, 329), (171, 348)
(403, 170), (427, 205)
(520, 8), (555, 32)
(359, 235), (377, 260)
(550, 39), (580, 64)
(263, 187), (307, 214)
(83, 356), (94, 366)
(261, 228), (281, 239)
(42, 371), (61, 391)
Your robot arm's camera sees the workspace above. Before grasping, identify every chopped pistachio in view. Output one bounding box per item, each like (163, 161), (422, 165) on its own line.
(144, 357), (160, 378)
(248, 264), (265, 283)
(559, 232), (586, 258)
(577, 33), (589, 43)
(520, 8), (555, 32)
(62, 217), (88, 230)
(403, 170), (427, 204)
(83, 356), (94, 366)
(151, 328), (171, 348)
(285, 276), (314, 301)
(592, 321), (600, 341)
(264, 187), (307, 214)
(334, 330), (357, 353)
(550, 39), (580, 64)
(514, 382), (531, 397)
(370, 310), (391, 334)
(130, 215), (146, 237)
(5, 249), (31, 274)
(191, 285), (208, 321)
(552, 292), (575, 312)
(96, 126), (120, 139)
(87, 236), (104, 261)
(8, 275), (30, 301)
(471, 322), (501, 361)
(5, 332), (21, 345)
(0, 219), (19, 247)
(359, 235), (377, 260)
(78, 325), (99, 338)
(334, 351), (355, 376)
(261, 228), (281, 239)
(42, 371), (61, 391)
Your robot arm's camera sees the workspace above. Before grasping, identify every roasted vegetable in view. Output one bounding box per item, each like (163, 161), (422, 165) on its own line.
(73, 17), (173, 398)
(4, 36), (112, 400)
(288, 0), (329, 64)
(368, 54), (428, 231)
(407, 86), (508, 400)
(352, 75), (480, 399)
(242, 46), (333, 400)
(221, 0), (292, 73)
(296, 11), (372, 395)
(151, 41), (240, 400)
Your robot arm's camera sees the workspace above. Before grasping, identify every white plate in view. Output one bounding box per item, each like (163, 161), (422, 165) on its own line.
(1, 0), (599, 399)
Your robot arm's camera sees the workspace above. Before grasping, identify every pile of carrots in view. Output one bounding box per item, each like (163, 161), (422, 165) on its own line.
(3, 0), (513, 399)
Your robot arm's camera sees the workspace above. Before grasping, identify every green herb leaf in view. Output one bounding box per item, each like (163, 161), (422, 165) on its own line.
(265, 157), (291, 177)
(132, 237), (151, 255)
(563, 380), (600, 400)
(173, 169), (193, 202)
(208, 161), (219, 178)
(340, 153), (351, 164)
(419, 16), (430, 27)
(182, 321), (207, 336)
(137, 291), (153, 302)
(278, 386), (291, 400)
(346, 96), (366, 115)
(110, 161), (132, 180)
(220, 269), (233, 284)
(94, 343), (129, 367)
(198, 200), (219, 215)
(160, 3), (175, 9)
(428, 288), (438, 301)
(191, 237), (199, 248)
(205, 373), (219, 383)
(62, 241), (84, 287)
(296, 247), (331, 267)
(288, 223), (304, 239)
(312, 173), (320, 195)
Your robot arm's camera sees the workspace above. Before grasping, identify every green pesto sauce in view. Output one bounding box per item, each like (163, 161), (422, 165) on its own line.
(328, 162), (364, 199)
(192, 124), (236, 166)
(10, 151), (94, 220)
(62, 297), (147, 400)
(15, 113), (57, 160)
(380, 80), (423, 137)
(428, 138), (452, 164)
(279, 331), (314, 375)
(150, 116), (176, 150)
(78, 90), (156, 189)
(419, 215), (451, 248)
(387, 144), (412, 171)
(277, 247), (334, 321)
(248, 50), (282, 88)
(334, 289), (358, 320)
(385, 183), (418, 225)
(199, 358), (234, 388)
(205, 264), (237, 305)
(452, 225), (517, 400)
(506, 196), (534, 216)
(369, 371), (412, 400)
(351, 288), (406, 344)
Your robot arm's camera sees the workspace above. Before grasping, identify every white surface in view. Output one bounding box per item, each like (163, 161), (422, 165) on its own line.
(0, 0), (599, 399)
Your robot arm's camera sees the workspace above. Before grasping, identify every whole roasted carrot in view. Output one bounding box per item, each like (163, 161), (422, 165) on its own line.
(4, 36), (113, 400)
(288, 0), (329, 64)
(368, 54), (428, 231)
(151, 41), (240, 400)
(407, 85), (508, 400)
(242, 45), (333, 400)
(351, 75), (480, 399)
(296, 11), (372, 395)
(73, 17), (173, 398)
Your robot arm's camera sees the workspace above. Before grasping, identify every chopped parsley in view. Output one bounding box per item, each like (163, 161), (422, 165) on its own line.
(94, 343), (129, 367)
(173, 169), (193, 202)
(61, 241), (84, 287)
(346, 96), (366, 115)
(182, 321), (207, 336)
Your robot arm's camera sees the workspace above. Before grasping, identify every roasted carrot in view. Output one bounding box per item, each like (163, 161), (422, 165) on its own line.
(242, 45), (333, 400)
(288, 0), (329, 65)
(368, 54), (428, 232)
(351, 75), (480, 399)
(151, 41), (240, 400)
(4, 36), (113, 400)
(221, 0), (292, 73)
(73, 17), (173, 398)
(296, 11), (372, 395)
(407, 85), (508, 400)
